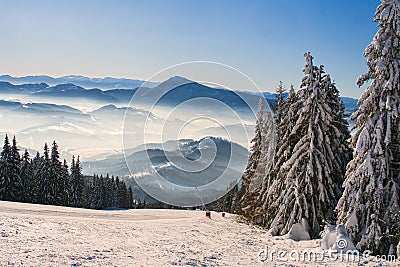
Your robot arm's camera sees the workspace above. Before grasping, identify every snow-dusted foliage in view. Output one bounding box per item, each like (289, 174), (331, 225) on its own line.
(321, 75), (352, 184)
(273, 81), (287, 125)
(320, 225), (357, 253)
(287, 222), (311, 241)
(69, 155), (84, 207)
(336, 0), (400, 255)
(262, 53), (350, 238)
(0, 135), (22, 201)
(212, 181), (239, 213)
(0, 134), (132, 210)
(258, 85), (301, 225)
(35, 143), (54, 204)
(239, 99), (275, 222)
(241, 98), (264, 193)
(19, 149), (33, 203)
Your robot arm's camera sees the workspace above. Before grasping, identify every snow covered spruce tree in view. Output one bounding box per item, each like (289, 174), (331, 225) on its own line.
(239, 98), (276, 222)
(36, 143), (55, 204)
(30, 151), (43, 203)
(49, 141), (70, 206)
(238, 99), (265, 219)
(20, 149), (33, 203)
(0, 135), (13, 200)
(257, 84), (301, 226)
(213, 181), (239, 213)
(50, 141), (63, 205)
(10, 136), (22, 201)
(273, 81), (287, 125)
(69, 155), (84, 207)
(321, 74), (353, 194)
(0, 135), (22, 201)
(336, 0), (400, 255)
(60, 159), (70, 206)
(264, 53), (350, 238)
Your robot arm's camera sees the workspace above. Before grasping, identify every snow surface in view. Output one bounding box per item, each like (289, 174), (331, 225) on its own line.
(0, 201), (398, 266)
(286, 223), (311, 241)
(320, 225), (357, 253)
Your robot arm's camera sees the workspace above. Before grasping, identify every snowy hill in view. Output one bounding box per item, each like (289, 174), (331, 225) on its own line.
(83, 137), (249, 185)
(1, 201), (396, 266)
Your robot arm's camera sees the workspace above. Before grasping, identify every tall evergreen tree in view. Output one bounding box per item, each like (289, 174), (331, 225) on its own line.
(257, 85), (301, 226)
(114, 176), (122, 207)
(10, 136), (22, 201)
(69, 155), (84, 207)
(50, 141), (63, 205)
(241, 99), (264, 189)
(118, 178), (129, 208)
(238, 99), (264, 219)
(0, 135), (12, 200)
(264, 53), (348, 238)
(36, 143), (54, 204)
(274, 81), (287, 124)
(19, 149), (33, 203)
(128, 186), (134, 209)
(239, 99), (276, 222)
(110, 176), (117, 207)
(336, 0), (400, 255)
(83, 174), (96, 209)
(321, 74), (353, 190)
(91, 174), (104, 209)
(213, 181), (239, 213)
(60, 159), (70, 206)
(30, 151), (43, 203)
(103, 173), (113, 208)
(0, 135), (21, 201)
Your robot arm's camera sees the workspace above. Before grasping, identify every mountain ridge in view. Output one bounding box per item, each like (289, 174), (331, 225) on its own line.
(0, 76), (359, 110)
(0, 74), (158, 90)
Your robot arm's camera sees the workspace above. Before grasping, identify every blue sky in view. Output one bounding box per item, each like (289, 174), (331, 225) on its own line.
(0, 0), (380, 97)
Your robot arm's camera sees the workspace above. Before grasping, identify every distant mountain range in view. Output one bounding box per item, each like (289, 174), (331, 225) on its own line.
(0, 75), (359, 164)
(0, 75), (359, 114)
(0, 74), (158, 90)
(0, 76), (267, 110)
(0, 99), (83, 116)
(0, 81), (136, 103)
(83, 137), (248, 182)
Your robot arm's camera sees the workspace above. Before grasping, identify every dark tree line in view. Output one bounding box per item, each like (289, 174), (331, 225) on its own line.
(83, 174), (133, 209)
(212, 182), (239, 214)
(0, 135), (134, 209)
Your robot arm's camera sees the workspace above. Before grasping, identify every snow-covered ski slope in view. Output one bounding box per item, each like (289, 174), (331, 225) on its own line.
(0, 201), (397, 266)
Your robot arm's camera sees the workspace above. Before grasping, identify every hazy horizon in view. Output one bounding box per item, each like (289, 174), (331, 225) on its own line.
(0, 73), (362, 99)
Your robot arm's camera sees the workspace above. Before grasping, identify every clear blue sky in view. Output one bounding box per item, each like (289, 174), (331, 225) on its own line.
(0, 0), (380, 98)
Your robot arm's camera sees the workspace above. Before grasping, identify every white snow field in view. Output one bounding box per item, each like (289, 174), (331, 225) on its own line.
(0, 201), (398, 267)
